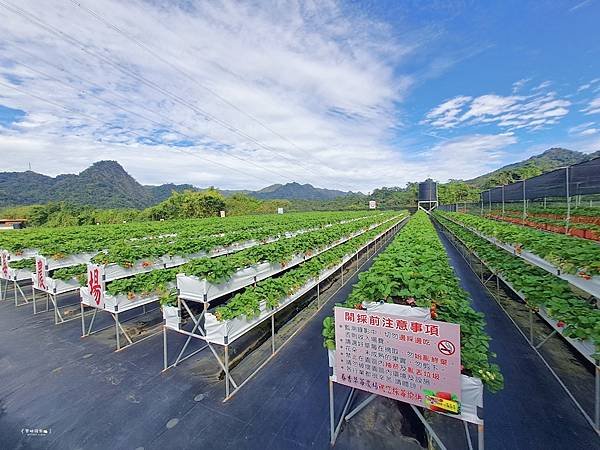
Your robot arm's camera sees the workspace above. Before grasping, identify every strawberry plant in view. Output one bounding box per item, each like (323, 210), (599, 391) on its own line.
(212, 219), (402, 322)
(0, 210), (379, 262)
(52, 264), (88, 284)
(6, 258), (35, 271)
(435, 212), (600, 348)
(106, 212), (404, 302)
(324, 211), (504, 393)
(440, 211), (600, 276)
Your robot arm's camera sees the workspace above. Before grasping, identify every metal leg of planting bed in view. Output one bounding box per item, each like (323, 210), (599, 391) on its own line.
(163, 300), (237, 397)
(535, 329), (558, 350)
(594, 366), (600, 433)
(80, 301), (161, 351)
(410, 405), (449, 450)
(328, 382), (355, 446)
(31, 287), (52, 315)
(344, 393), (376, 421)
(0, 278), (6, 301)
(13, 281), (30, 308)
(81, 304), (101, 337)
(112, 311), (163, 351)
(463, 421), (474, 450)
(49, 293), (80, 324)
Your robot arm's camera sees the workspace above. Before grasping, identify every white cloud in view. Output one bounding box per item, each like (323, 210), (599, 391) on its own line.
(512, 78), (530, 93)
(422, 95), (471, 128)
(409, 133), (517, 181)
(569, 122), (596, 136)
(424, 86), (571, 132)
(569, 0), (593, 12)
(532, 80), (552, 91)
(578, 83), (592, 92)
(462, 94), (521, 120)
(0, 0), (425, 191)
(582, 97), (600, 115)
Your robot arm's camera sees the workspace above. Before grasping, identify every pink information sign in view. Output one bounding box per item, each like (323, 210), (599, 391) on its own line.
(334, 306), (462, 414)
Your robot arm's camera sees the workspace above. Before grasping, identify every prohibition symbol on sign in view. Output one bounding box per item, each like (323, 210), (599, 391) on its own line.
(437, 340), (456, 356)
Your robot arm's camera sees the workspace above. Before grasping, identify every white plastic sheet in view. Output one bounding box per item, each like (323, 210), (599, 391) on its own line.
(43, 276), (80, 295)
(163, 305), (181, 329)
(203, 274), (321, 345)
(46, 252), (97, 271)
(439, 375), (484, 425)
(365, 302), (431, 320)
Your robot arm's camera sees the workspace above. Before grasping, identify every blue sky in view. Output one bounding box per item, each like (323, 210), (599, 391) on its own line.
(389, 0), (600, 162)
(0, 0), (599, 190)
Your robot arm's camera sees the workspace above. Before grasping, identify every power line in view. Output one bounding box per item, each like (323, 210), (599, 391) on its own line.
(68, 0), (336, 178)
(0, 0), (299, 183)
(0, 79), (280, 186)
(9, 50), (299, 183)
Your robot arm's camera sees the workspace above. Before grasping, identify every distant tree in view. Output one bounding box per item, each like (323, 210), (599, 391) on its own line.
(438, 181), (480, 204)
(482, 165), (543, 189)
(144, 189), (226, 220)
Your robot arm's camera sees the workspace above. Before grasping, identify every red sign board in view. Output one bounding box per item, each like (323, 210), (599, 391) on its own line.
(1, 251), (8, 278)
(334, 306), (461, 413)
(87, 264), (105, 308)
(35, 256), (47, 290)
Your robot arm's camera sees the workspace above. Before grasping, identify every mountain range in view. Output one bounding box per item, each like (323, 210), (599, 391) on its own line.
(467, 147), (600, 187)
(0, 161), (353, 208)
(0, 161), (194, 208)
(0, 148), (598, 208)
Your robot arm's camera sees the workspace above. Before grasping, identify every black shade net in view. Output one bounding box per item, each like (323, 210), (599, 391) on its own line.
(481, 157), (600, 202)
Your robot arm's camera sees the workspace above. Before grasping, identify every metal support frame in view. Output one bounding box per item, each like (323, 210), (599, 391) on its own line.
(328, 380), (483, 449)
(434, 216), (600, 435)
(2, 279), (31, 307)
(164, 220), (403, 402)
(31, 286), (50, 315)
(81, 301), (161, 351)
(32, 286), (87, 325)
(565, 167), (571, 235)
(535, 329), (558, 350)
(162, 298), (239, 396)
(522, 180), (527, 224)
(0, 278), (6, 302)
(480, 194), (484, 216)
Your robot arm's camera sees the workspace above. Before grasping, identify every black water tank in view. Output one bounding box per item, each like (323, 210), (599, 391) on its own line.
(418, 179), (437, 202)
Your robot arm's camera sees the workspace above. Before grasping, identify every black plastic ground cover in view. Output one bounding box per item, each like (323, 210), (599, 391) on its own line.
(0, 234), (398, 450)
(434, 223), (599, 450)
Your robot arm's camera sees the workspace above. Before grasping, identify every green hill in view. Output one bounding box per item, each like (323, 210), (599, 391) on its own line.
(0, 161), (194, 208)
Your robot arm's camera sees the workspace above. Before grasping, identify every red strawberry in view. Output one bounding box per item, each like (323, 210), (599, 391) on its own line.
(556, 321), (565, 328)
(436, 391), (452, 400)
